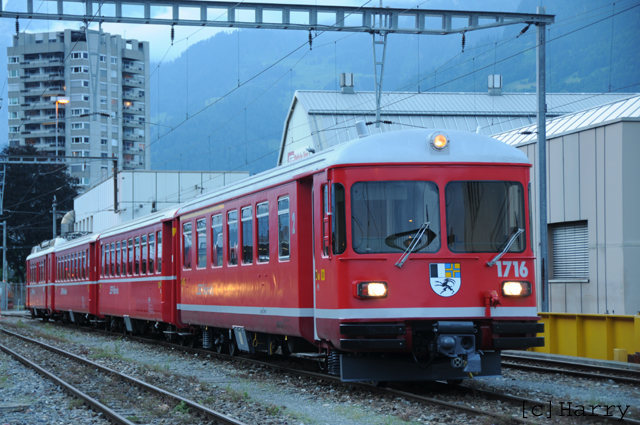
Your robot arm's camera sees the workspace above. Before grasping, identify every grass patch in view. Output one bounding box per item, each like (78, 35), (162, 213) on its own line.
(173, 401), (190, 414)
(68, 399), (84, 409)
(225, 383), (250, 402)
(126, 415), (142, 423)
(266, 404), (281, 415)
(88, 345), (124, 360)
(15, 319), (27, 328)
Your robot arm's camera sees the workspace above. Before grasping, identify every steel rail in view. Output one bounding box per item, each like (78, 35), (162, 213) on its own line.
(21, 320), (640, 423)
(0, 341), (135, 425)
(501, 353), (640, 386)
(0, 328), (247, 425)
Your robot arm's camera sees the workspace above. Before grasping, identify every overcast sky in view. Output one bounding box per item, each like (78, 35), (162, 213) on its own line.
(3, 0), (531, 63)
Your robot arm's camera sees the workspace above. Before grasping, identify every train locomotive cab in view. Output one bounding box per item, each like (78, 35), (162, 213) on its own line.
(311, 129), (544, 382)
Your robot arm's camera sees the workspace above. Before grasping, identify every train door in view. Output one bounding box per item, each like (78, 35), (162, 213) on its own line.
(312, 173), (333, 341)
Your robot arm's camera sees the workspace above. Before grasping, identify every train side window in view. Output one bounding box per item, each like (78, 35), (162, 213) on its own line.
(101, 244), (105, 277)
(228, 210), (238, 266)
(322, 185), (329, 257)
(122, 240), (127, 275)
(110, 243), (115, 276)
(157, 231), (162, 273)
(196, 219), (207, 268)
(278, 196), (290, 260)
(128, 239), (134, 275)
(183, 222), (192, 270)
(115, 241), (121, 276)
(211, 214), (223, 267)
(257, 202), (269, 263)
(82, 251), (86, 279)
(241, 206), (253, 264)
(148, 234), (155, 273)
(75, 252), (79, 280)
(135, 237), (141, 275)
(141, 235), (147, 274)
(332, 183), (347, 255)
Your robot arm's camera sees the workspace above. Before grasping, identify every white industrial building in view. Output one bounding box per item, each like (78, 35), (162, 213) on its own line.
(278, 74), (634, 165)
(73, 170), (249, 233)
(494, 95), (640, 315)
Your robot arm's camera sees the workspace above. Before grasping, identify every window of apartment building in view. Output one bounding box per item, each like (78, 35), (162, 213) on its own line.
(71, 109), (82, 116)
(100, 82), (107, 91)
(8, 56), (19, 63)
(101, 124), (107, 132)
(70, 164), (89, 172)
(71, 52), (88, 59)
(71, 93), (90, 102)
(111, 57), (117, 64)
(71, 66), (89, 73)
(9, 112), (18, 119)
(49, 37), (57, 43)
(72, 150), (90, 157)
(100, 96), (107, 104)
(110, 70), (117, 78)
(8, 70), (18, 78)
(9, 126), (19, 133)
(71, 137), (90, 144)
(112, 139), (118, 146)
(100, 69), (107, 77)
(8, 98), (18, 105)
(70, 80), (89, 88)
(101, 138), (107, 145)
(100, 55), (106, 62)
(112, 125), (118, 134)
(111, 84), (118, 92)
(71, 123), (89, 130)
(8, 84), (19, 92)
(101, 153), (108, 158)
(111, 98), (118, 106)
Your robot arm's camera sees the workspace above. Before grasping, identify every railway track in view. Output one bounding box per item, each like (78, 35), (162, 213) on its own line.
(501, 352), (640, 386)
(0, 328), (246, 425)
(7, 319), (640, 424)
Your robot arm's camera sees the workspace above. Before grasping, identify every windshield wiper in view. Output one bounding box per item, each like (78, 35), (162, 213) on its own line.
(486, 228), (524, 267)
(395, 222), (430, 269)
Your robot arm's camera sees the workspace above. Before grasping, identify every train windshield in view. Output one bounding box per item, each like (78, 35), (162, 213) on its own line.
(445, 181), (526, 253)
(351, 181), (440, 254)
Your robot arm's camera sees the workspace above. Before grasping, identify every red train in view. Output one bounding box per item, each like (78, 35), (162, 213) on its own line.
(27, 129), (543, 382)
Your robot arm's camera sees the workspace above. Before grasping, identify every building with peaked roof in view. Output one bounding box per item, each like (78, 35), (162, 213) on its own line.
(278, 74), (636, 166)
(493, 95), (640, 315)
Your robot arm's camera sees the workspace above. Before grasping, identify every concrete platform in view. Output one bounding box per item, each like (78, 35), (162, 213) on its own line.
(0, 310), (30, 317)
(503, 349), (640, 371)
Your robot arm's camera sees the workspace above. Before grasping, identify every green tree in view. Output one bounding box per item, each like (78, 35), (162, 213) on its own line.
(0, 145), (78, 282)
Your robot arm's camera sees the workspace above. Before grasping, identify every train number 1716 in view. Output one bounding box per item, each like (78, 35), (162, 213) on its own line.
(496, 261), (529, 278)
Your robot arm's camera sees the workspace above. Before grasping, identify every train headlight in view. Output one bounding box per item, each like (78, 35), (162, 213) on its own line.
(354, 282), (388, 299)
(502, 281), (532, 297)
(430, 132), (449, 150)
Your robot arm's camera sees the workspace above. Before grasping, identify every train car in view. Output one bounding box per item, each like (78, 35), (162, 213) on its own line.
(97, 209), (178, 333)
(53, 234), (99, 325)
(173, 128), (543, 381)
(26, 128), (544, 383)
(26, 238), (63, 319)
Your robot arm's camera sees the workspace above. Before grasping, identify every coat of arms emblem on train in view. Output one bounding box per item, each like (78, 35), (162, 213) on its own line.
(429, 263), (461, 297)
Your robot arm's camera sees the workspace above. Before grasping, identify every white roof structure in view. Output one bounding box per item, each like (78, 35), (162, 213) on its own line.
(180, 128), (529, 216)
(493, 95), (640, 146)
(278, 90), (636, 166)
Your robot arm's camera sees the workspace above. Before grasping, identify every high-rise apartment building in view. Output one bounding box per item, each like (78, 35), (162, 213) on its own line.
(7, 29), (150, 190)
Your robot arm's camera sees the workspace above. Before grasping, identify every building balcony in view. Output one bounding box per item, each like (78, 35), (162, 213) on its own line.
(122, 78), (142, 87)
(122, 118), (144, 128)
(123, 63), (144, 74)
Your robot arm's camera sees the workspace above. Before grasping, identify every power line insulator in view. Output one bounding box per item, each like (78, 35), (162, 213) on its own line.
(15, 16), (19, 38)
(461, 31), (466, 52)
(309, 30), (313, 50)
(171, 25), (175, 45)
(517, 24), (531, 38)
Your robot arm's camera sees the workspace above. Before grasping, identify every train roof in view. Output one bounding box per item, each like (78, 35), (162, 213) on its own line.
(177, 129), (529, 217)
(98, 206), (179, 239)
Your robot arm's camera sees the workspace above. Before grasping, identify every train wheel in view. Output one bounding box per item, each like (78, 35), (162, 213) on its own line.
(228, 341), (236, 356)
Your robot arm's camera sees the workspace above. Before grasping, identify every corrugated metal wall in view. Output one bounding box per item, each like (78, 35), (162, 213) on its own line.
(518, 120), (640, 315)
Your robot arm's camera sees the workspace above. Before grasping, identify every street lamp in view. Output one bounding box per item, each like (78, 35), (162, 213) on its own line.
(52, 96), (69, 155)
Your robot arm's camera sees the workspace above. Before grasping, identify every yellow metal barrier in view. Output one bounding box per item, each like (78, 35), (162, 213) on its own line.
(532, 313), (640, 361)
